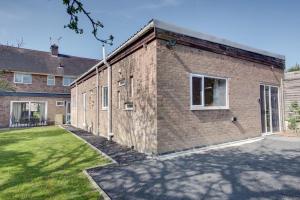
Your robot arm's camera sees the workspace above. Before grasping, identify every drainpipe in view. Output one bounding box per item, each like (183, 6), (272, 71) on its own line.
(102, 45), (113, 140)
(96, 66), (99, 136)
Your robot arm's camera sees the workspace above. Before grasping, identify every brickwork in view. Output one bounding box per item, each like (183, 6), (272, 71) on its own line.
(71, 40), (158, 154)
(156, 39), (284, 154)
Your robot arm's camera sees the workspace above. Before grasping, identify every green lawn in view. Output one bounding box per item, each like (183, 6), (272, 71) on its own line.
(0, 126), (110, 200)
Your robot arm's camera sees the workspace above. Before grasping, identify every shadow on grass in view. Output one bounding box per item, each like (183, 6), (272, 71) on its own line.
(0, 126), (108, 200)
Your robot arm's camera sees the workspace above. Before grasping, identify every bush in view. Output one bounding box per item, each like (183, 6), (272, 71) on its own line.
(288, 101), (300, 131)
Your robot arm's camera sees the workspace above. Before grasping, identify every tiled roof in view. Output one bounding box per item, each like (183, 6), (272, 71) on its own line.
(0, 45), (99, 76)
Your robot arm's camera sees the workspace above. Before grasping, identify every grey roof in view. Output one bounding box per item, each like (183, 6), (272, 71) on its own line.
(0, 45), (99, 76)
(152, 19), (285, 60)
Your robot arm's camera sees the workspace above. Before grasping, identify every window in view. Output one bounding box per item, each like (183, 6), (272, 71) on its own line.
(56, 101), (64, 107)
(124, 102), (133, 110)
(129, 76), (133, 97)
(47, 75), (55, 86)
(63, 76), (75, 86)
(102, 86), (108, 109)
(10, 101), (47, 126)
(14, 73), (32, 84)
(118, 79), (126, 86)
(190, 74), (228, 110)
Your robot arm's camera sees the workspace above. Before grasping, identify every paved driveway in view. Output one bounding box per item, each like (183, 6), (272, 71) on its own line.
(87, 135), (300, 200)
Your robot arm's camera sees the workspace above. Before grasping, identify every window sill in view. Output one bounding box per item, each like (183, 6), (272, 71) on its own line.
(101, 108), (108, 111)
(190, 106), (229, 110)
(123, 108), (134, 111)
(14, 82), (32, 85)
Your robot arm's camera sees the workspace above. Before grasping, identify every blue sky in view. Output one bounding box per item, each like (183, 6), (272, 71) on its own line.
(0, 0), (299, 68)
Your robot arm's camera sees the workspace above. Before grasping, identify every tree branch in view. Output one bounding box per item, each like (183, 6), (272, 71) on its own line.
(62, 0), (113, 45)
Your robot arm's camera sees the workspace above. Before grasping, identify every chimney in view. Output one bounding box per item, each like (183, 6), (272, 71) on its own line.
(50, 44), (59, 56)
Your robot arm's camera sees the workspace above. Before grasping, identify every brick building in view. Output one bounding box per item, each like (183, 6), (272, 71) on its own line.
(71, 19), (285, 155)
(0, 44), (98, 127)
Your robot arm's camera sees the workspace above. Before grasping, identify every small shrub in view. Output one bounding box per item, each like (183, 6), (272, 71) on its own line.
(288, 101), (300, 132)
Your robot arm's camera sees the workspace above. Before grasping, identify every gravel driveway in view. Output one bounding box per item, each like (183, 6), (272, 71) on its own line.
(87, 135), (300, 200)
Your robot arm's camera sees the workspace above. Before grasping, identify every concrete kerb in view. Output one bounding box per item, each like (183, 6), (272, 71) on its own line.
(157, 136), (265, 161)
(83, 169), (112, 200)
(58, 125), (116, 200)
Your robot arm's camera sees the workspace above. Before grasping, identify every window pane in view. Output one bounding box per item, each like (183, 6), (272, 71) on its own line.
(23, 74), (32, 84)
(14, 73), (22, 83)
(192, 77), (202, 105)
(204, 77), (226, 107)
(11, 102), (29, 124)
(47, 75), (55, 85)
(103, 86), (108, 108)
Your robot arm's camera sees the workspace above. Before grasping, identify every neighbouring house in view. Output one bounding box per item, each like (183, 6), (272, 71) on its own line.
(0, 44), (98, 128)
(283, 71), (300, 126)
(71, 19), (285, 155)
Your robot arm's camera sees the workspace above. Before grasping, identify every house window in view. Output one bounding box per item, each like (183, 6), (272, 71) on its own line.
(102, 86), (108, 109)
(14, 73), (32, 84)
(190, 74), (228, 110)
(10, 101), (47, 127)
(124, 102), (133, 110)
(118, 79), (126, 86)
(47, 75), (55, 86)
(129, 76), (133, 97)
(63, 76), (75, 86)
(56, 101), (64, 107)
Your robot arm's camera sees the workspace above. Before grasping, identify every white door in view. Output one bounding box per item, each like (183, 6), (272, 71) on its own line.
(260, 85), (280, 134)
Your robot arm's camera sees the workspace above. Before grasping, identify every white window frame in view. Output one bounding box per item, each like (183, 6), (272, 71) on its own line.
(102, 86), (108, 110)
(56, 101), (65, 107)
(63, 76), (75, 86)
(14, 72), (32, 84)
(47, 75), (55, 86)
(190, 73), (229, 110)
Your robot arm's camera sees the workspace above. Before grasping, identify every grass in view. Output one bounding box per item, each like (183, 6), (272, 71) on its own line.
(0, 126), (110, 200)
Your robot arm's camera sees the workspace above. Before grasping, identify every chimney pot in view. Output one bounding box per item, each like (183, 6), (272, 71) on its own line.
(50, 44), (59, 56)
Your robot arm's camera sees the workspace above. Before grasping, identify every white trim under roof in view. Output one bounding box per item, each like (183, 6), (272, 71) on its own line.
(71, 19), (285, 86)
